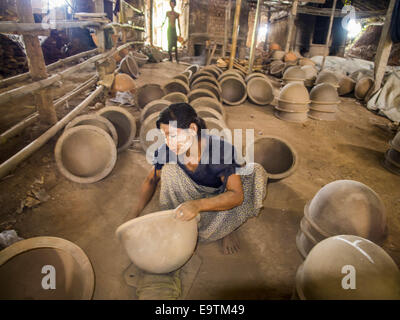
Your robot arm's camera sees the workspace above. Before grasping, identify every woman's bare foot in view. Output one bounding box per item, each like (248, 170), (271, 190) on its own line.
(221, 232), (240, 255)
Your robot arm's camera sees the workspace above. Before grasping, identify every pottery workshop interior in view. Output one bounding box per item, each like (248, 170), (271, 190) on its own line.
(1, 0), (400, 303)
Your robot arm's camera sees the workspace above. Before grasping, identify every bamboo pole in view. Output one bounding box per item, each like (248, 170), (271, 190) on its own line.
(0, 86), (105, 179)
(229, 0), (242, 69)
(0, 49), (99, 88)
(94, 0), (106, 52)
(263, 8), (270, 51)
(0, 76), (98, 144)
(0, 42), (133, 105)
(248, 0), (262, 73)
(321, 0), (338, 70)
(284, 0), (298, 53)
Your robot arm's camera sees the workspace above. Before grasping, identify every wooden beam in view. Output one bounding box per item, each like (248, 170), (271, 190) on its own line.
(321, 0), (338, 70)
(248, 0), (262, 73)
(149, 0), (154, 45)
(16, 0), (57, 125)
(296, 6), (386, 18)
(223, 0), (232, 58)
(94, 0), (106, 52)
(367, 0), (397, 100)
(0, 20), (103, 33)
(285, 0), (298, 53)
(229, 0), (242, 69)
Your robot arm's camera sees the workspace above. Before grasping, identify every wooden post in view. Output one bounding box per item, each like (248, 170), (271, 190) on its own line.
(16, 0), (57, 125)
(95, 0), (106, 51)
(229, 0), (242, 69)
(263, 8), (270, 51)
(321, 0), (337, 70)
(248, 0), (262, 73)
(149, 0), (154, 45)
(285, 0), (299, 53)
(223, 0), (232, 58)
(367, 0), (397, 100)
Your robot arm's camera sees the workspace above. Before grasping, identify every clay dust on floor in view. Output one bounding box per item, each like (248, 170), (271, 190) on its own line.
(0, 62), (399, 299)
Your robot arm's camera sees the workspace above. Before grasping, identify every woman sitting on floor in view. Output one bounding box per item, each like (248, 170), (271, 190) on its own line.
(130, 103), (268, 254)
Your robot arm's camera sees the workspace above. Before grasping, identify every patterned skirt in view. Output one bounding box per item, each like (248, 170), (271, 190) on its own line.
(159, 163), (268, 242)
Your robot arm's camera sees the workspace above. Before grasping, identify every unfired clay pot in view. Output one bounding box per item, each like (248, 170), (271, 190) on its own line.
(246, 77), (274, 106)
(162, 92), (189, 104)
(220, 76), (247, 105)
(116, 210), (198, 274)
(135, 84), (165, 109)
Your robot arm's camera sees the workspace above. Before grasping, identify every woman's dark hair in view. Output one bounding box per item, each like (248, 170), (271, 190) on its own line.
(170, 0), (176, 4)
(156, 103), (206, 137)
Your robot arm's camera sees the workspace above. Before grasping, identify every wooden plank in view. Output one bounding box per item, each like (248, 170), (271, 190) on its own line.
(367, 0), (397, 100)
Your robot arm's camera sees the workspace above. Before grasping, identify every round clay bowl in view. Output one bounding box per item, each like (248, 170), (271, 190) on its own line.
(120, 55), (139, 79)
(173, 74), (190, 85)
(188, 88), (217, 102)
(310, 83), (340, 105)
(182, 70), (193, 80)
(203, 117), (231, 138)
(139, 112), (163, 152)
(113, 73), (136, 92)
(195, 106), (225, 123)
(97, 106), (137, 152)
(246, 136), (298, 180)
(135, 84), (165, 109)
(0, 236), (95, 299)
(247, 77), (274, 105)
(245, 72), (270, 83)
(389, 131), (400, 152)
(220, 76), (247, 105)
(131, 51), (148, 67)
(301, 65), (318, 81)
(191, 70), (215, 85)
(355, 77), (374, 100)
(270, 43), (281, 51)
(270, 62), (286, 77)
(55, 125), (117, 183)
(309, 103), (338, 113)
(217, 70), (242, 82)
(162, 92), (189, 104)
(296, 235), (400, 299)
(350, 69), (374, 82)
(284, 51), (298, 62)
(201, 66), (219, 79)
(299, 58), (316, 66)
(315, 71), (339, 88)
(65, 114), (118, 146)
(184, 64), (200, 77)
(191, 81), (222, 102)
(274, 109), (308, 123)
(140, 99), (170, 123)
(338, 75), (356, 96)
(162, 79), (190, 95)
(283, 66), (306, 83)
(308, 110), (336, 121)
(382, 149), (400, 176)
(278, 82), (310, 105)
(298, 180), (387, 257)
(191, 96), (226, 120)
(116, 210), (198, 274)
(271, 50), (285, 61)
(191, 75), (220, 89)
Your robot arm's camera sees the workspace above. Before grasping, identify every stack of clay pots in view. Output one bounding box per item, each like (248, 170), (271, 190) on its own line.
(314, 70), (340, 89)
(55, 107), (137, 184)
(382, 131), (400, 176)
(245, 73), (274, 106)
(308, 83), (341, 121)
(296, 180), (387, 259)
(282, 66), (306, 85)
(275, 82), (310, 123)
(138, 64), (229, 152)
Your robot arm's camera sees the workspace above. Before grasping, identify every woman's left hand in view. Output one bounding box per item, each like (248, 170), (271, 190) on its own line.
(174, 200), (201, 221)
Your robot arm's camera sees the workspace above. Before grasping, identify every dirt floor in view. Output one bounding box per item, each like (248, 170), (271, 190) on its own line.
(0, 61), (399, 299)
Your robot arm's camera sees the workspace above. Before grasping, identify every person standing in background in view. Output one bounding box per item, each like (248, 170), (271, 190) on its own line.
(162, 0), (181, 62)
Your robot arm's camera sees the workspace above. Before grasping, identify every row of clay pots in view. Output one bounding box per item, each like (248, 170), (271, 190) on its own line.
(138, 64), (229, 152)
(55, 107), (137, 184)
(382, 131), (400, 176)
